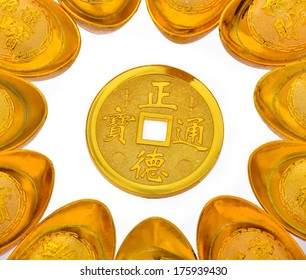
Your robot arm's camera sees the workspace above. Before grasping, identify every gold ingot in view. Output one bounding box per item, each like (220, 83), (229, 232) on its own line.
(248, 140), (306, 240)
(8, 199), (116, 260)
(58, 0), (141, 32)
(146, 0), (232, 43)
(0, 70), (47, 152)
(254, 61), (306, 141)
(116, 217), (197, 260)
(0, 150), (54, 255)
(219, 0), (306, 67)
(0, 0), (81, 79)
(86, 65), (224, 198)
(197, 195), (306, 260)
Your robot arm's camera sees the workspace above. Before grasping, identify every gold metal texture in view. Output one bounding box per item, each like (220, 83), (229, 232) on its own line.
(0, 70), (47, 152)
(115, 217), (197, 260)
(0, 0), (81, 79)
(197, 195), (306, 260)
(219, 0), (306, 68)
(0, 149), (54, 255)
(248, 140), (306, 240)
(8, 199), (116, 260)
(146, 0), (232, 43)
(86, 65), (224, 198)
(58, 0), (141, 33)
(254, 61), (306, 141)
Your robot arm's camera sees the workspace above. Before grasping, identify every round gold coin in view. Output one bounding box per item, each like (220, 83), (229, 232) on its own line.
(86, 65), (223, 198)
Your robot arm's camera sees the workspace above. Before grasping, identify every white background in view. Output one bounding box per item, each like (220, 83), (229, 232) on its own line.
(1, 0), (306, 259)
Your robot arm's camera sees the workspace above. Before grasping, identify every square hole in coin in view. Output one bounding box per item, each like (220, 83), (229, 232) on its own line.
(137, 112), (173, 146)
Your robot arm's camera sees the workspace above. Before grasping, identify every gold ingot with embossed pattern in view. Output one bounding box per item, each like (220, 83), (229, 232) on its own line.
(8, 199), (116, 260)
(116, 217), (197, 260)
(197, 195), (306, 260)
(58, 0), (141, 32)
(146, 0), (232, 43)
(86, 65), (224, 198)
(219, 0), (306, 67)
(0, 0), (80, 79)
(0, 150), (54, 255)
(0, 70), (47, 152)
(248, 141), (306, 240)
(254, 61), (306, 141)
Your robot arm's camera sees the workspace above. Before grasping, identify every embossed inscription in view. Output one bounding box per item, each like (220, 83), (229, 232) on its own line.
(280, 159), (306, 227)
(248, 0), (306, 51)
(163, 0), (221, 14)
(130, 147), (169, 183)
(287, 73), (306, 128)
(80, 0), (115, 3)
(0, 0), (52, 61)
(25, 231), (96, 260)
(218, 228), (292, 260)
(0, 87), (14, 137)
(0, 171), (26, 238)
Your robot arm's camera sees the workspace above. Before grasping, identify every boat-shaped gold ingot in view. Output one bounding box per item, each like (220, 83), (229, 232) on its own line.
(59, 0), (141, 33)
(197, 195), (305, 259)
(248, 140), (306, 240)
(254, 61), (306, 141)
(0, 150), (54, 255)
(146, 0), (232, 43)
(0, 70), (47, 151)
(8, 199), (116, 260)
(219, 0), (306, 67)
(116, 217), (197, 260)
(0, 0), (81, 79)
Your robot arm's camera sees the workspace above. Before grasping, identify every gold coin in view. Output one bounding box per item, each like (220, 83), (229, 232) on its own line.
(219, 0), (306, 67)
(8, 199), (116, 260)
(0, 0), (80, 79)
(197, 195), (306, 260)
(248, 140), (306, 240)
(255, 61), (306, 141)
(0, 149), (54, 255)
(0, 70), (47, 152)
(86, 65), (224, 198)
(116, 217), (197, 260)
(146, 0), (232, 43)
(59, 0), (141, 32)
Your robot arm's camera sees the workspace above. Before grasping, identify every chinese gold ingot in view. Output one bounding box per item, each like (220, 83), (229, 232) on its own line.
(0, 70), (47, 152)
(248, 141), (306, 240)
(86, 65), (224, 198)
(197, 196), (306, 260)
(0, 0), (81, 79)
(254, 61), (306, 141)
(59, 0), (141, 32)
(146, 0), (232, 43)
(115, 217), (197, 260)
(8, 199), (116, 260)
(0, 150), (54, 255)
(219, 0), (306, 67)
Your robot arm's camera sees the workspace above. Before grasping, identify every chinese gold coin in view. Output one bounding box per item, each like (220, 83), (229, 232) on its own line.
(86, 65), (223, 198)
(219, 0), (306, 67)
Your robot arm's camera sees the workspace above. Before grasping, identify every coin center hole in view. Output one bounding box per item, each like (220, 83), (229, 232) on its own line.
(142, 119), (168, 142)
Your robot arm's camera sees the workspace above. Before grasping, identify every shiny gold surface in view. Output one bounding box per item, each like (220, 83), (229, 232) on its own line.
(146, 0), (232, 43)
(219, 0), (306, 67)
(116, 217), (197, 260)
(254, 61), (306, 141)
(59, 0), (141, 32)
(86, 65), (224, 198)
(197, 195), (306, 260)
(0, 70), (47, 151)
(0, 150), (54, 255)
(0, 0), (80, 79)
(8, 199), (116, 260)
(248, 140), (306, 240)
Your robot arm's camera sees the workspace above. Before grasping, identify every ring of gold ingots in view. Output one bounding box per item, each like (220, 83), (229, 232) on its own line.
(86, 65), (224, 198)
